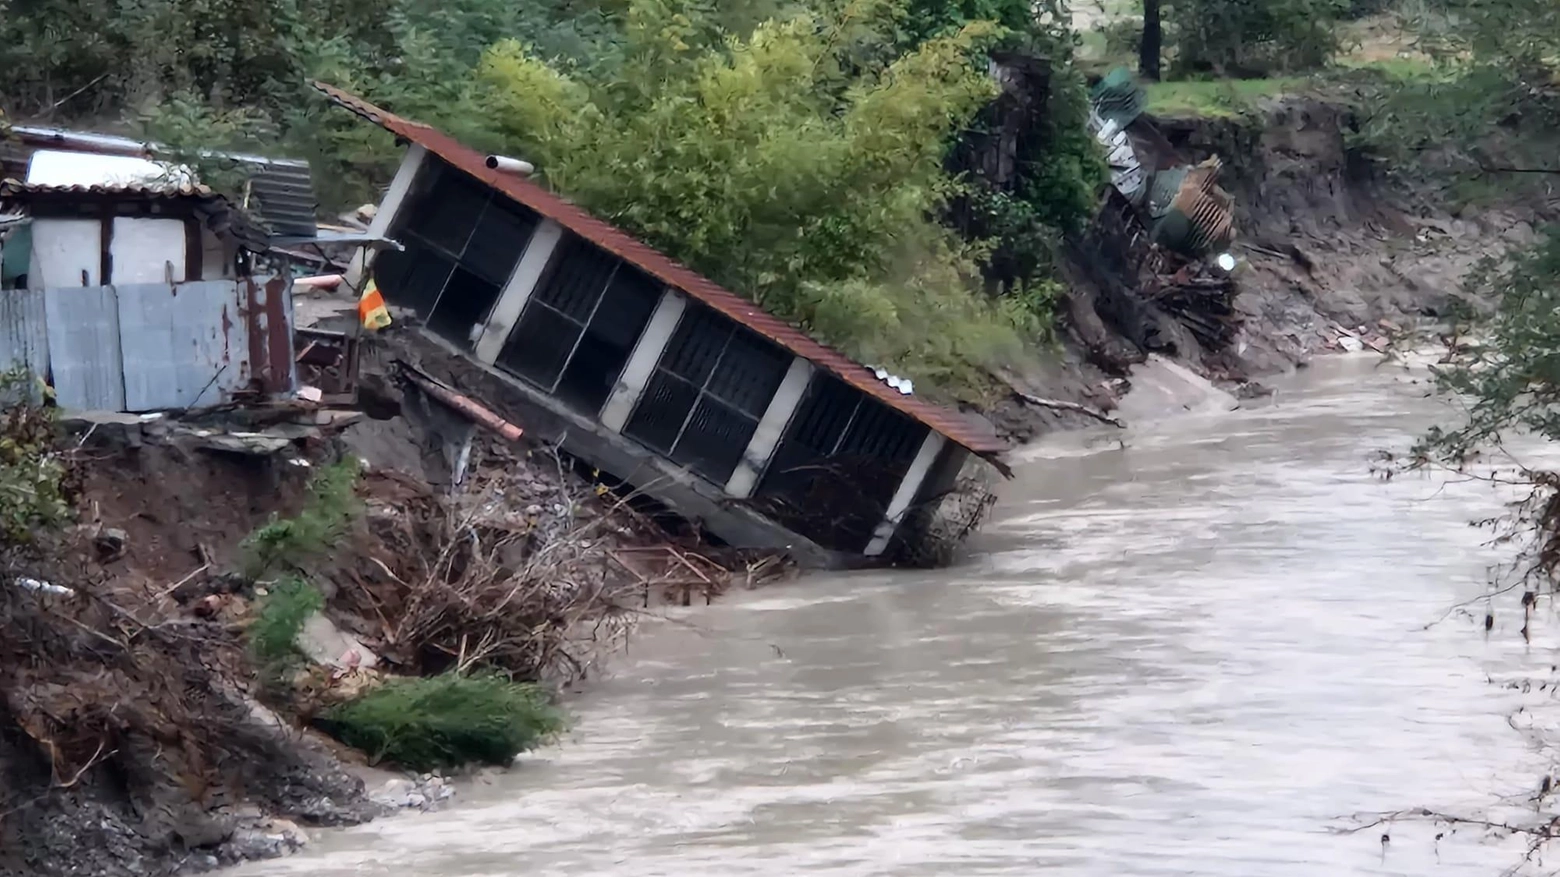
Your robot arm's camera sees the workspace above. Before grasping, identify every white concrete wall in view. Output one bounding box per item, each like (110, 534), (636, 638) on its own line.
(27, 218), (100, 288)
(599, 290), (687, 431)
(346, 144), (427, 292)
(725, 357), (813, 498)
(863, 431), (948, 557)
(110, 217), (186, 284)
(201, 226), (232, 279)
(474, 219), (564, 364)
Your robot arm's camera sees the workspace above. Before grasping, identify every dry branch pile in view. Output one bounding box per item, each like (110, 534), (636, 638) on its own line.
(322, 442), (774, 689)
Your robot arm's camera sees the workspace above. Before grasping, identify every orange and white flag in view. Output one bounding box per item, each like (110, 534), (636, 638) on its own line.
(358, 279), (392, 331)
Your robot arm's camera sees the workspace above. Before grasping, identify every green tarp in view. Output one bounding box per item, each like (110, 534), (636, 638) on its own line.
(1, 224), (30, 286)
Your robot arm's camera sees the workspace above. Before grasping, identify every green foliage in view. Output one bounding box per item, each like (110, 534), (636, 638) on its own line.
(1146, 77), (1305, 118)
(1169, 0), (1347, 76)
(318, 673), (565, 770)
(0, 368), (67, 546)
(135, 96), (273, 198)
(248, 575), (324, 668)
(0, 0), (618, 208)
(475, 5), (1032, 393)
(241, 457), (360, 578)
(902, 0), (1036, 43)
(0, 0), (1109, 393)
(1414, 232), (1560, 465)
(1360, 0), (1560, 184)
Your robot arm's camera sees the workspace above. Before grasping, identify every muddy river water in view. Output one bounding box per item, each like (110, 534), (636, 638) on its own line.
(244, 354), (1560, 876)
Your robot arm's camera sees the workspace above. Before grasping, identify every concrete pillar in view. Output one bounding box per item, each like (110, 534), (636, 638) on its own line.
(863, 431), (948, 557)
(473, 219), (564, 365)
(343, 143), (426, 292)
(725, 357), (813, 498)
(598, 289), (686, 431)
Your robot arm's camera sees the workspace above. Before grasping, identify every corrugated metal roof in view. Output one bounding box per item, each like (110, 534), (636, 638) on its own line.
(246, 160), (319, 237)
(312, 82), (1008, 459)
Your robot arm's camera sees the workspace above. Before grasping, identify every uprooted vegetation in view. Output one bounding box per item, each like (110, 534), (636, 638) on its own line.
(317, 673), (565, 772)
(240, 457), (362, 579)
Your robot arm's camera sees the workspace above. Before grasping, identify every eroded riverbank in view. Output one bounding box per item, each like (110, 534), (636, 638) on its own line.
(235, 353), (1560, 876)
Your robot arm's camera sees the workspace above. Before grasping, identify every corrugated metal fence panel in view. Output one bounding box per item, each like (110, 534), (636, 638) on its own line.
(248, 161), (319, 237)
(43, 285), (125, 410)
(118, 281), (251, 411)
(0, 289), (50, 377)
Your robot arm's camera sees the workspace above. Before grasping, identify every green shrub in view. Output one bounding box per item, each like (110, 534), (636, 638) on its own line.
(0, 367), (68, 546)
(1169, 0), (1346, 77)
(247, 575), (324, 668)
(241, 456), (361, 578)
(318, 674), (565, 771)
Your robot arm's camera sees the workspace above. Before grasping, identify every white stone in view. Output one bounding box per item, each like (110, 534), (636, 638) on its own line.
(295, 613), (381, 670)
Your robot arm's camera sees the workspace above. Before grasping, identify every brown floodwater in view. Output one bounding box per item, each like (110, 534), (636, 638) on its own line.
(241, 353), (1560, 876)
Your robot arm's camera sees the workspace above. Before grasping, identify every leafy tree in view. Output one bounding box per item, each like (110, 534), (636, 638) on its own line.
(902, 0), (1037, 43)
(1169, 0), (1347, 76)
(1362, 0), (1560, 183)
(1397, 0), (1560, 579)
(1415, 235), (1560, 469)
(0, 0), (619, 206)
(476, 1), (1036, 393)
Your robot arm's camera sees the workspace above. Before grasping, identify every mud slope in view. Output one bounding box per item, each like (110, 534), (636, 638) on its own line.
(1157, 97), (1553, 372)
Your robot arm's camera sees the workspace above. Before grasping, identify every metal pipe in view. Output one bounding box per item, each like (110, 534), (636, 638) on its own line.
(484, 155), (535, 177)
(400, 367), (525, 443)
(12, 125), (151, 158)
(293, 273), (345, 290)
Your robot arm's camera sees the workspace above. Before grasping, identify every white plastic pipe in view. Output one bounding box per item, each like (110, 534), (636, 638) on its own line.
(484, 155), (535, 177)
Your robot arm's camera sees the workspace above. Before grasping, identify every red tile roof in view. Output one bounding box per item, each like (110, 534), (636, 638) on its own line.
(312, 82), (1008, 460)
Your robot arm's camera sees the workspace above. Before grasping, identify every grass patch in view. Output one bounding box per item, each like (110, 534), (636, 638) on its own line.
(1332, 54), (1450, 85)
(241, 456), (361, 578)
(317, 674), (566, 771)
(248, 575), (324, 668)
(1146, 77), (1305, 118)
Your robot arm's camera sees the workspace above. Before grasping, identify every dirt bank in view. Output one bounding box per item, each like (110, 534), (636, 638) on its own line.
(0, 400), (768, 877)
(1164, 98), (1551, 374)
(991, 94), (1553, 445)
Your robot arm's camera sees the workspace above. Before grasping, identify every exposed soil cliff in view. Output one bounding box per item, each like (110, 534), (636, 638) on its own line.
(993, 95), (1554, 445)
(1163, 98), (1550, 374)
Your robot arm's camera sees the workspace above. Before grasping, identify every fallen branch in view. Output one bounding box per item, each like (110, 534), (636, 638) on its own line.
(1011, 391), (1125, 428)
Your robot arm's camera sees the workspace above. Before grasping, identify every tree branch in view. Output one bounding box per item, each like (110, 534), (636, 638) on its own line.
(1011, 390), (1126, 428)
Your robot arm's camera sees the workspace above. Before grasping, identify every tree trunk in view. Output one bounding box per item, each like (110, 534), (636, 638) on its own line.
(1140, 0), (1163, 81)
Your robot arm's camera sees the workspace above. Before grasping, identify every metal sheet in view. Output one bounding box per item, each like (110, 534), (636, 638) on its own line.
(117, 281), (251, 411)
(247, 160), (319, 237)
(0, 289), (49, 377)
(44, 286), (124, 410)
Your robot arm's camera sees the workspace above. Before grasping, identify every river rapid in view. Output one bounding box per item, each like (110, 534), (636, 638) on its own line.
(241, 353), (1560, 876)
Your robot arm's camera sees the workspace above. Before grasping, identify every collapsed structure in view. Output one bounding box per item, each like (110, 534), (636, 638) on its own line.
(313, 83), (1007, 568)
(1075, 68), (1243, 358)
